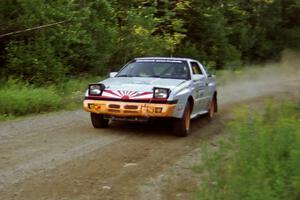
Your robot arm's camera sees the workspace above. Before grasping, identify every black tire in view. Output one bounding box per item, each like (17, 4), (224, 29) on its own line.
(173, 102), (191, 137)
(206, 96), (217, 121)
(90, 113), (109, 128)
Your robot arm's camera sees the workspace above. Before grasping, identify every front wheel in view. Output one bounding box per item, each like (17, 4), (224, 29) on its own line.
(173, 102), (191, 137)
(90, 113), (109, 128)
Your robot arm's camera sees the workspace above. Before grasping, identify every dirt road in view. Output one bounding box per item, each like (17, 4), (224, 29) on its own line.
(0, 69), (299, 200)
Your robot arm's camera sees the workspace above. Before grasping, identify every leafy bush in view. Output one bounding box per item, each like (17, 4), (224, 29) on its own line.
(0, 76), (102, 119)
(1, 0), (117, 85)
(196, 102), (300, 200)
(0, 81), (62, 116)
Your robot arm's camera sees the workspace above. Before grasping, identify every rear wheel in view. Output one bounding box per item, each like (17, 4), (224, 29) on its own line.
(173, 102), (191, 137)
(206, 96), (217, 120)
(90, 113), (109, 128)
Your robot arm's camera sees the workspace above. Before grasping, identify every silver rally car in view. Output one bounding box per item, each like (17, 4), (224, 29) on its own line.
(83, 57), (217, 136)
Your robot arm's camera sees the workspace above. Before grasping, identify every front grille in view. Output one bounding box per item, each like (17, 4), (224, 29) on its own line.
(108, 104), (120, 109)
(124, 105), (138, 110)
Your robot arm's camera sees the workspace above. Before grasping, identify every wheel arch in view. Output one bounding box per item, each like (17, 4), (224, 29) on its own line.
(213, 91), (218, 112)
(188, 96), (194, 112)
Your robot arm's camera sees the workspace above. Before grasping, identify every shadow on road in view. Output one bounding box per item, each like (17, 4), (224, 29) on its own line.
(93, 114), (215, 139)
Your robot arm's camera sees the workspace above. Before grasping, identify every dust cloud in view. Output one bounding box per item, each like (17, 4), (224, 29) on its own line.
(219, 50), (300, 105)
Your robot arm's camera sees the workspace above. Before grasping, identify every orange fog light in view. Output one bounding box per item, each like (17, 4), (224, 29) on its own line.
(94, 105), (101, 110)
(147, 107), (154, 113)
(155, 107), (163, 113)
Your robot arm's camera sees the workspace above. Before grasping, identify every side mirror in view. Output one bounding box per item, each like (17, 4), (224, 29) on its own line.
(192, 74), (206, 81)
(109, 72), (118, 78)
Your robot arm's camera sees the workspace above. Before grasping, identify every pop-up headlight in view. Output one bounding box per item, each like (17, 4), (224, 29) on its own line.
(88, 83), (105, 96)
(153, 87), (170, 99)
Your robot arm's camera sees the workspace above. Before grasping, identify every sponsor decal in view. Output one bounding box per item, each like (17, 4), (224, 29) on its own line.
(102, 90), (153, 100)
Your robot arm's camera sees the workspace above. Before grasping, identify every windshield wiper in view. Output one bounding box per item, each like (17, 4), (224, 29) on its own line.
(158, 75), (172, 79)
(159, 75), (187, 80)
(117, 74), (132, 77)
(139, 75), (161, 78)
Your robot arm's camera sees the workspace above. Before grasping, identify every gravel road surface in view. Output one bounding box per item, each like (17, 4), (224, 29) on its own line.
(0, 68), (299, 200)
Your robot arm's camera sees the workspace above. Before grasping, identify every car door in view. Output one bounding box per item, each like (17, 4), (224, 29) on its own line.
(198, 63), (214, 109)
(190, 61), (207, 113)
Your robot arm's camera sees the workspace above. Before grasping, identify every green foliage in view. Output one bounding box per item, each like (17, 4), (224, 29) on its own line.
(109, 0), (189, 68)
(0, 0), (117, 85)
(0, 0), (299, 82)
(196, 102), (300, 200)
(0, 80), (63, 116)
(178, 1), (240, 68)
(0, 76), (102, 119)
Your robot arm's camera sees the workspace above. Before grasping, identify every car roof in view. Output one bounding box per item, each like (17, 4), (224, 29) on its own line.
(135, 57), (198, 62)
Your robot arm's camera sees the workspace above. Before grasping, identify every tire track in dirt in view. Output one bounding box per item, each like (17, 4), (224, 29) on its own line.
(0, 135), (125, 191)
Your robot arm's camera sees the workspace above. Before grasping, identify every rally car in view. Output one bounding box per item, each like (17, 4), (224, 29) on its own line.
(83, 57), (217, 136)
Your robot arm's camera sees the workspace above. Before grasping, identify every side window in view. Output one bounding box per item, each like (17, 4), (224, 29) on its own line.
(190, 62), (203, 75)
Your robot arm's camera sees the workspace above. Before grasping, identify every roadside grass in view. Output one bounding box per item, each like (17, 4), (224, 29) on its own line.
(0, 76), (103, 120)
(195, 101), (300, 200)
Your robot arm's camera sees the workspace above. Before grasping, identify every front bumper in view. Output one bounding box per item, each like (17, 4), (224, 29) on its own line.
(83, 100), (176, 117)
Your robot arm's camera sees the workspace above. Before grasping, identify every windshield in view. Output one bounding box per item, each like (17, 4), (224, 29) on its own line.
(117, 60), (190, 80)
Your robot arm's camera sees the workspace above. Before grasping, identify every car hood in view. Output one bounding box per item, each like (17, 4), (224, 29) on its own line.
(101, 77), (186, 92)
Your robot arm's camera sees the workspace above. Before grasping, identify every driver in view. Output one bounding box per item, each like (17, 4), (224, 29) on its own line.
(172, 66), (187, 78)
(138, 65), (154, 77)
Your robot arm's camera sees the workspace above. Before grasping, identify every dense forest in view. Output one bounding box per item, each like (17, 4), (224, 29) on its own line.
(0, 0), (299, 85)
